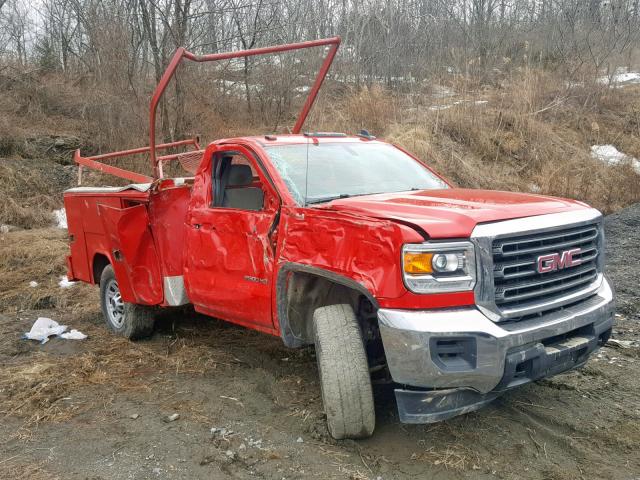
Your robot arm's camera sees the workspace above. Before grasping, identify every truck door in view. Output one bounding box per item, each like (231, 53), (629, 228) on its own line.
(184, 145), (280, 332)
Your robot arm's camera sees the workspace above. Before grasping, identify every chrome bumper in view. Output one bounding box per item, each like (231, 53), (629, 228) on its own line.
(378, 278), (614, 423)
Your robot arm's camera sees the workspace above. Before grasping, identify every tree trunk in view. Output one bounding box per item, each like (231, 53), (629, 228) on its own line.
(139, 0), (170, 141)
(173, 0), (191, 140)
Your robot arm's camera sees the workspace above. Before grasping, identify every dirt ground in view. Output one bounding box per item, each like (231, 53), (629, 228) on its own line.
(0, 207), (639, 480)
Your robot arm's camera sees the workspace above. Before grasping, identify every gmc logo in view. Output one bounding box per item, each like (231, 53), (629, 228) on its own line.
(537, 248), (582, 273)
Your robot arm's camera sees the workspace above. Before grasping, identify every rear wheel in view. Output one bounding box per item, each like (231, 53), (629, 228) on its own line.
(313, 304), (375, 439)
(99, 265), (155, 340)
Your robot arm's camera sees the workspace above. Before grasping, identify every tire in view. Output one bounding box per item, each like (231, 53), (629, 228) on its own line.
(99, 265), (155, 340)
(313, 304), (375, 439)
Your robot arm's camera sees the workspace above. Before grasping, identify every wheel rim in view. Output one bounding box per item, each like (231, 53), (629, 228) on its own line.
(105, 279), (125, 328)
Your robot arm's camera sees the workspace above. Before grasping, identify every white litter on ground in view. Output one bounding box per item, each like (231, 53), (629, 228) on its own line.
(29, 281), (38, 288)
(23, 317), (87, 343)
(23, 317), (67, 344)
(591, 145), (640, 174)
(59, 275), (76, 288)
(60, 329), (88, 340)
(166, 413), (180, 422)
(53, 208), (67, 229)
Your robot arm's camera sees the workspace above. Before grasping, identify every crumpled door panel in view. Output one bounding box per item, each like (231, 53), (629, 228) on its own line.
(98, 203), (163, 305)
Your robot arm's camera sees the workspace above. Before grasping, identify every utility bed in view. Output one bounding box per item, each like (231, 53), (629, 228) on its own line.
(64, 179), (192, 307)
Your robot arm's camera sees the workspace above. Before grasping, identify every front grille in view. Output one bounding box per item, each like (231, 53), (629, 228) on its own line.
(492, 223), (600, 316)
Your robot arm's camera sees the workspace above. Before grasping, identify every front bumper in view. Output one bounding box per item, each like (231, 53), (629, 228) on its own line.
(378, 278), (614, 423)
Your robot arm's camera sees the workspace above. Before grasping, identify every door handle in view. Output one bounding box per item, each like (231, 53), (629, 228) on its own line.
(192, 223), (216, 231)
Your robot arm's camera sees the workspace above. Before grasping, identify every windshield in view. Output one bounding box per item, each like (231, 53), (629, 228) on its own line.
(265, 142), (448, 205)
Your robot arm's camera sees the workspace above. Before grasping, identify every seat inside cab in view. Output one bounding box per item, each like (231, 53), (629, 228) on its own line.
(213, 154), (264, 211)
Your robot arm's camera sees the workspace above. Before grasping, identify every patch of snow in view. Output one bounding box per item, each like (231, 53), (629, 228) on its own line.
(29, 281), (38, 288)
(612, 72), (640, 83)
(591, 145), (640, 174)
(223, 57), (245, 72)
(429, 99), (488, 111)
(431, 84), (457, 98)
(53, 208), (67, 229)
(390, 75), (416, 83)
(23, 317), (67, 344)
(597, 67), (640, 87)
(59, 275), (76, 288)
(219, 80), (245, 94)
(428, 104), (453, 111)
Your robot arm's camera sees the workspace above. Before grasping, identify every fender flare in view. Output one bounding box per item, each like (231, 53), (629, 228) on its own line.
(275, 262), (379, 348)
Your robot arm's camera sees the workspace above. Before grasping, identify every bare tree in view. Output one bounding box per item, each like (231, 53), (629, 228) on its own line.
(230, 0), (276, 114)
(1, 0), (639, 144)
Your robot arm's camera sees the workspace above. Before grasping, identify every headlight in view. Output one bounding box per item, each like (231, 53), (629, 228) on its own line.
(402, 241), (476, 293)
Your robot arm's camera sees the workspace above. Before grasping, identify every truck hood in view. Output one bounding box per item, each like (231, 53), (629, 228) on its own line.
(319, 188), (590, 238)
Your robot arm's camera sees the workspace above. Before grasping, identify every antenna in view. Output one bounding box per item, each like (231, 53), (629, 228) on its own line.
(304, 135), (310, 206)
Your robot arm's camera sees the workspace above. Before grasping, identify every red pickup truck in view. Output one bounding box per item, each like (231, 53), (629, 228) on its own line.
(63, 38), (614, 439)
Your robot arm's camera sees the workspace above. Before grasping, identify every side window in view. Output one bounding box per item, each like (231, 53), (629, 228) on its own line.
(211, 151), (265, 211)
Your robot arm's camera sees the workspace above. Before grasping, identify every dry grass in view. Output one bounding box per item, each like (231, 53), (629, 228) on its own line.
(0, 463), (57, 480)
(0, 158), (73, 229)
(0, 229), (94, 313)
(0, 332), (224, 428)
(310, 84), (400, 134)
(0, 313), (237, 432)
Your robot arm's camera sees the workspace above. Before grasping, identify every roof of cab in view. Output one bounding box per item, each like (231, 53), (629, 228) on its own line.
(218, 133), (384, 147)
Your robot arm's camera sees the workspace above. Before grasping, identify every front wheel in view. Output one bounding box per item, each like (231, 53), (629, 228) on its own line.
(313, 304), (375, 439)
(99, 265), (155, 340)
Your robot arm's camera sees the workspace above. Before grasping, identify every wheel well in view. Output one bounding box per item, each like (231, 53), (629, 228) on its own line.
(279, 270), (379, 349)
(92, 254), (110, 285)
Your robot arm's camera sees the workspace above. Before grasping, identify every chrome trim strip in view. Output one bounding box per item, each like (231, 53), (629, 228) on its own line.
(471, 209), (602, 239)
(163, 275), (190, 306)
